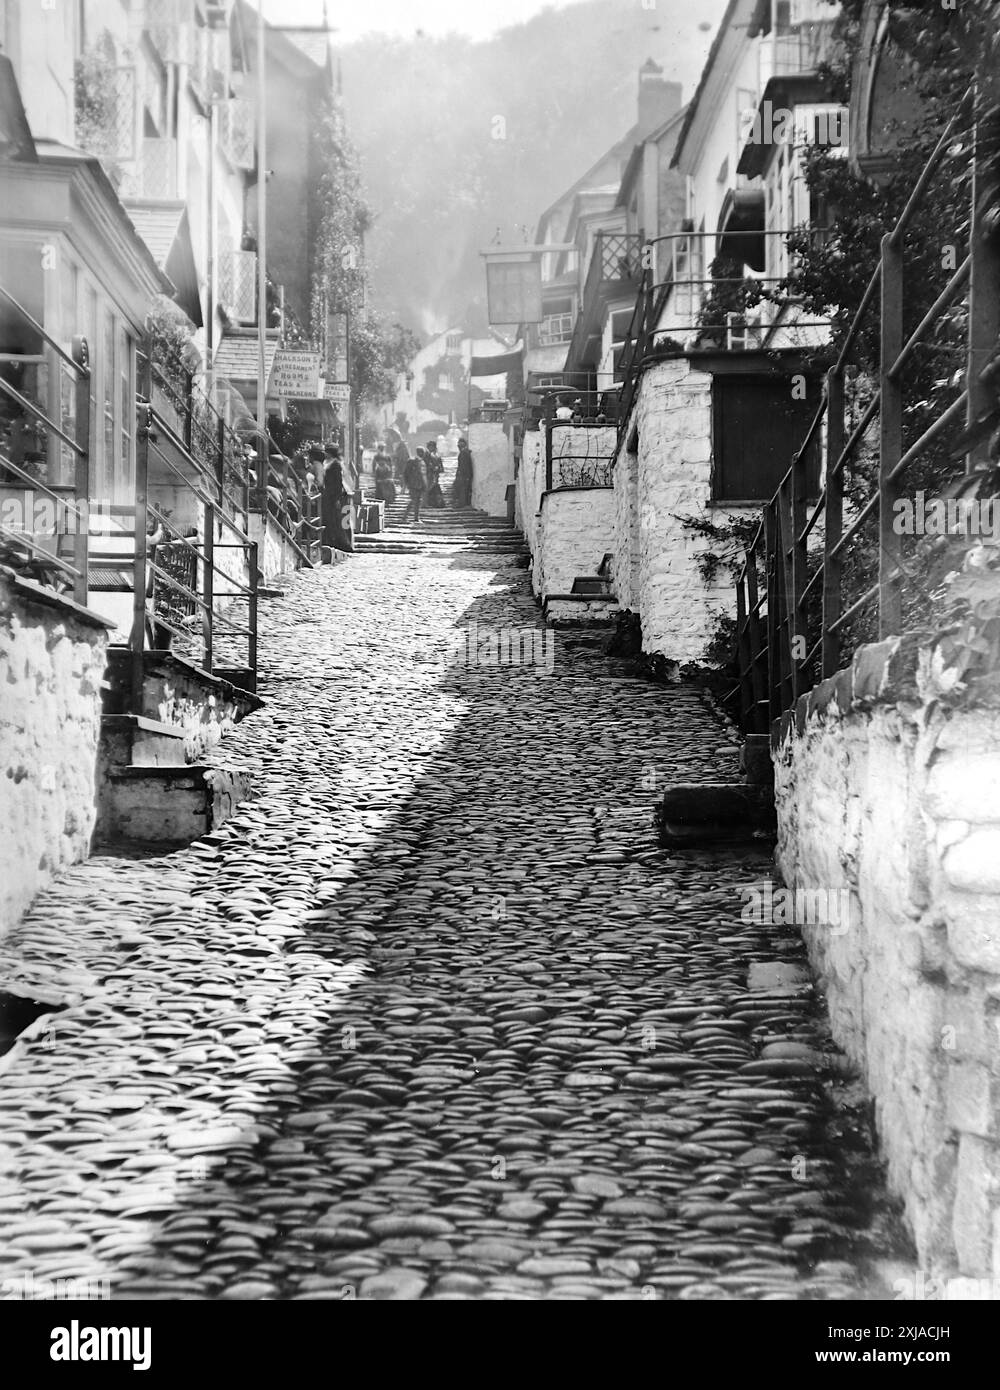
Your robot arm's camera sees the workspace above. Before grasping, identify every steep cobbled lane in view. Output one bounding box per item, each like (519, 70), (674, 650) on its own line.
(0, 507), (908, 1301)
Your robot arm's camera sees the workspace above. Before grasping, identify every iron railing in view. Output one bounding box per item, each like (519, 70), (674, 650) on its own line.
(131, 345), (259, 702)
(733, 89), (991, 738)
(0, 285), (91, 606)
(544, 415), (617, 491)
(614, 227), (834, 447)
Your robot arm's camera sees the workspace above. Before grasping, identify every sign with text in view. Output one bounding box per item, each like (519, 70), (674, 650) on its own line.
(324, 383), (351, 404)
(268, 349), (321, 399)
(485, 255), (543, 325)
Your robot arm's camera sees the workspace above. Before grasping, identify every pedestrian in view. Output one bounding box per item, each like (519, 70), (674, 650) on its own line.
(402, 450), (426, 523)
(321, 443), (354, 554)
(452, 437), (473, 509)
(393, 434), (410, 487)
(424, 441), (445, 508)
(373, 444), (396, 504)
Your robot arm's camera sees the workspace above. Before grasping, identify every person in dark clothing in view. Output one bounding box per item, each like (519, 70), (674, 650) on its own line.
(321, 444), (354, 553)
(424, 442), (445, 508)
(402, 451), (426, 523)
(452, 437), (473, 509)
(393, 437), (410, 487)
(373, 444), (396, 503)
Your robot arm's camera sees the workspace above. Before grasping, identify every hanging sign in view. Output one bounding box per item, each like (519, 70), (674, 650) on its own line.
(268, 349), (321, 398)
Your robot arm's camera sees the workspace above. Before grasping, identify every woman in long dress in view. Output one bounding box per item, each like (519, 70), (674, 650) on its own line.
(424, 443), (446, 508)
(373, 445), (396, 504)
(452, 438), (473, 509)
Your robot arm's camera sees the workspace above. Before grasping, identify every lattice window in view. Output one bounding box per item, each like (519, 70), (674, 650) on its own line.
(221, 98), (255, 170)
(139, 138), (178, 198)
(219, 251), (257, 325)
(111, 68), (137, 159)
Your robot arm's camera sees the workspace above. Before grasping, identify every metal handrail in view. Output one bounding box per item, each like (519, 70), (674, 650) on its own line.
(731, 90), (984, 738)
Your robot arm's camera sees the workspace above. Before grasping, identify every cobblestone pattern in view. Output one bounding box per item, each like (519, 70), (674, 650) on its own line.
(0, 516), (907, 1300)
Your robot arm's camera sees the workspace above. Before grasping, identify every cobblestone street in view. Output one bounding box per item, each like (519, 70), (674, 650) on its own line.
(0, 511), (909, 1301)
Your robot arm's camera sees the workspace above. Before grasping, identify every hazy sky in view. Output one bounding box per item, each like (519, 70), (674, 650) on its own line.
(259, 0), (582, 43)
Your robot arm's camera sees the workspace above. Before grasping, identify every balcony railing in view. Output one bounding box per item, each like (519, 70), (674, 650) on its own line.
(130, 342), (259, 696)
(583, 232), (643, 302)
(614, 228), (834, 440)
(0, 287), (91, 607)
(759, 20), (838, 86)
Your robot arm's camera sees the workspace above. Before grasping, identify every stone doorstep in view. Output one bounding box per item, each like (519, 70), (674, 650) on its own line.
(772, 633), (922, 751)
(657, 782), (776, 847)
(543, 594), (621, 626)
(100, 714), (191, 770)
(102, 647), (264, 720)
(94, 764), (255, 847)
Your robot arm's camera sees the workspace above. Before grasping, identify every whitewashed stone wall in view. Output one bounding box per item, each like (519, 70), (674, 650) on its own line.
(613, 443), (640, 610)
(550, 425), (617, 487)
(469, 421), (513, 519)
(632, 358), (755, 661)
(775, 647), (1000, 1279)
(516, 430), (545, 559)
(0, 572), (109, 939)
(534, 489), (616, 599)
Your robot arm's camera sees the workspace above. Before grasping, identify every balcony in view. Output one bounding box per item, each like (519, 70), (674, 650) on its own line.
(758, 20), (838, 86)
(565, 232), (643, 373)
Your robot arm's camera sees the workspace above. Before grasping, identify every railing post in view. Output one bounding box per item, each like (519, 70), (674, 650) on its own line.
(822, 367), (844, 678)
(248, 539), (259, 694)
(183, 366), (193, 455)
(203, 500), (214, 674)
(71, 336), (90, 609)
(791, 444), (808, 684)
(966, 89), (1000, 472)
(765, 501), (782, 730)
(736, 573), (752, 733)
(745, 542), (767, 734)
(132, 351), (152, 714)
(879, 231), (903, 636)
(777, 476), (797, 709)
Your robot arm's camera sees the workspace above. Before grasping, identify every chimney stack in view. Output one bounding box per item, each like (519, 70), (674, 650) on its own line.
(637, 59), (682, 138)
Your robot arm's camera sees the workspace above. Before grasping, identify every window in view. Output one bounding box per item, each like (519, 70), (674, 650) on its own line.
(438, 372), (453, 391)
(446, 332), (462, 353)
(538, 313), (573, 345)
(711, 374), (821, 502)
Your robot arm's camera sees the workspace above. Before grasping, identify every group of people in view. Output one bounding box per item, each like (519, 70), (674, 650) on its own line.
(371, 435), (474, 523)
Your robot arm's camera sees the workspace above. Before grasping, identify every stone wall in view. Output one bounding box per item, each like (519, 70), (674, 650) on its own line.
(613, 442), (640, 611)
(775, 639), (1000, 1279)
(534, 488), (616, 599)
(516, 430), (545, 558)
(632, 357), (755, 662)
(468, 421), (513, 519)
(0, 570), (110, 939)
